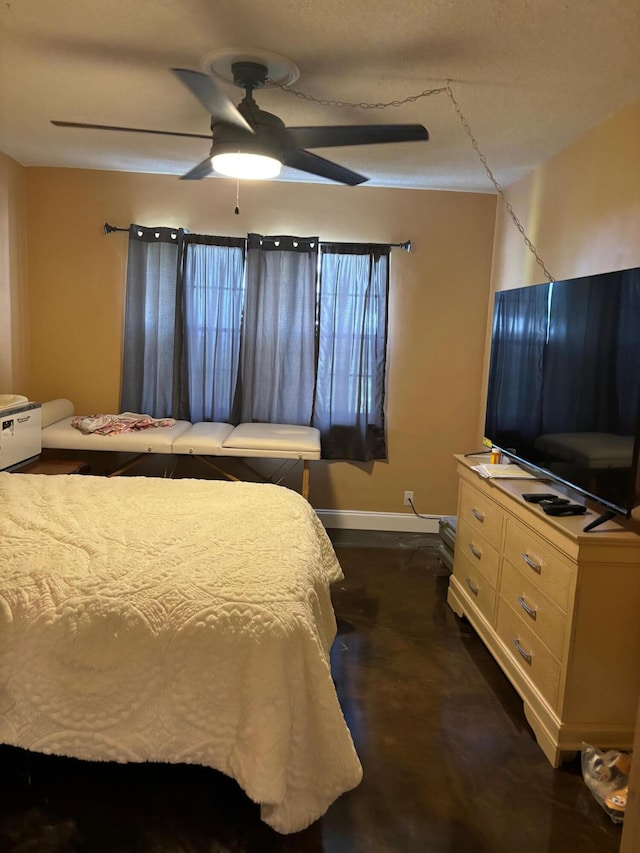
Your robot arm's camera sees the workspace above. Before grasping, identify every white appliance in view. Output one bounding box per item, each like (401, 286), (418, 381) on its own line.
(0, 401), (42, 470)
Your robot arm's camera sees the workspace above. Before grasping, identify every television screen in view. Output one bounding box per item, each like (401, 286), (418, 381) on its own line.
(484, 265), (640, 522)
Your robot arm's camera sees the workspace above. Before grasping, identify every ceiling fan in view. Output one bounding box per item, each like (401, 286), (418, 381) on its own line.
(51, 60), (429, 186)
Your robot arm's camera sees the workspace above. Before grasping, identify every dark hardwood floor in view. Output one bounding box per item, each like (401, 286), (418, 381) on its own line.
(0, 530), (623, 852)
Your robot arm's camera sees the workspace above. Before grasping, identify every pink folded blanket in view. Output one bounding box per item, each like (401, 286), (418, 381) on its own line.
(71, 413), (177, 436)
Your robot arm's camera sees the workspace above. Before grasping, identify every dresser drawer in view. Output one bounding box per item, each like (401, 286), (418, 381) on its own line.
(453, 552), (497, 625)
(458, 479), (504, 548)
(503, 518), (573, 613)
(500, 558), (567, 661)
(456, 517), (500, 588)
(497, 599), (561, 709)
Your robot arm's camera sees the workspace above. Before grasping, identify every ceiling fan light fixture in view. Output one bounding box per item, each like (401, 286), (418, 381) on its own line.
(211, 151), (282, 180)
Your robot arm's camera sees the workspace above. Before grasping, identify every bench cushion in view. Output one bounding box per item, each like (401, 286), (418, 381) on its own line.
(171, 422), (235, 455)
(222, 423), (321, 460)
(40, 398), (75, 428)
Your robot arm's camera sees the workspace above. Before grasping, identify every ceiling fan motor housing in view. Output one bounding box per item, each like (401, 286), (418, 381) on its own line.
(211, 101), (288, 161)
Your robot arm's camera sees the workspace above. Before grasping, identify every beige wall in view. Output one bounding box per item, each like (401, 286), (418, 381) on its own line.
(23, 168), (497, 513)
(0, 151), (29, 393)
(491, 98), (640, 291)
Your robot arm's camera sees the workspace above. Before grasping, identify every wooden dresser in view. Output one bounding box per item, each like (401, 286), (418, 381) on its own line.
(447, 454), (640, 767)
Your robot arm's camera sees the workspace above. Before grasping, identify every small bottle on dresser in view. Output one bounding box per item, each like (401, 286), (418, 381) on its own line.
(490, 447), (501, 464)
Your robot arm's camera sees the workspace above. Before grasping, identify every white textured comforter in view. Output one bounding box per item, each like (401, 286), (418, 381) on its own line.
(0, 473), (362, 833)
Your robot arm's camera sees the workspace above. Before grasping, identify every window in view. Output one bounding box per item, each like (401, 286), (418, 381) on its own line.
(120, 227), (391, 461)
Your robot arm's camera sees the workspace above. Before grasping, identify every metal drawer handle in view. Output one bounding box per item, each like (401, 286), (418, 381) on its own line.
(467, 543), (482, 560)
(521, 552), (542, 573)
(465, 577), (479, 596)
(513, 638), (532, 665)
(471, 508), (485, 523)
(517, 595), (537, 619)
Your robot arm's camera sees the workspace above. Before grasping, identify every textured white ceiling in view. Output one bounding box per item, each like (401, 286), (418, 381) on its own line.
(1, 0), (638, 193)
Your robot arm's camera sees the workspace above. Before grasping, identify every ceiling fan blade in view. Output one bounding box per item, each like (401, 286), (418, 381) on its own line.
(287, 124), (429, 149)
(171, 68), (253, 133)
(283, 149), (367, 186)
(51, 120), (211, 140)
(180, 157), (214, 181)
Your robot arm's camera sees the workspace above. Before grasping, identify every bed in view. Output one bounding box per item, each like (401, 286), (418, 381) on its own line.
(0, 472), (362, 833)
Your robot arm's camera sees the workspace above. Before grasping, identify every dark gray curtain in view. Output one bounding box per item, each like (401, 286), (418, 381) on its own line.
(313, 244), (390, 460)
(120, 225), (184, 418)
(235, 234), (318, 425)
(180, 235), (246, 422)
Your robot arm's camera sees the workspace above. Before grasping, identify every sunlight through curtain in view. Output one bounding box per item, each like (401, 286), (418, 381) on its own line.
(235, 234), (318, 425)
(313, 244), (390, 460)
(181, 235), (245, 422)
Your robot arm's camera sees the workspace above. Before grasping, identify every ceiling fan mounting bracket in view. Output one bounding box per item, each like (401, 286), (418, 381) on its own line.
(231, 61), (268, 92)
(200, 48), (300, 89)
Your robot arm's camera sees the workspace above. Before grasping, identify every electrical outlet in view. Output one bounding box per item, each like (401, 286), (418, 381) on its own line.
(404, 490), (414, 506)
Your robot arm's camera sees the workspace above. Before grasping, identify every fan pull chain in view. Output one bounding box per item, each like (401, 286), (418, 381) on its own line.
(235, 177), (240, 215)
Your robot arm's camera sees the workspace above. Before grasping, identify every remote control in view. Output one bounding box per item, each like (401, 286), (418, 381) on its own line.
(522, 493), (562, 503)
(542, 503), (587, 516)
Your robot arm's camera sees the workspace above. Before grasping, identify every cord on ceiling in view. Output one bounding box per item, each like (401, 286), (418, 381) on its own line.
(443, 84), (554, 283)
(272, 78), (555, 283)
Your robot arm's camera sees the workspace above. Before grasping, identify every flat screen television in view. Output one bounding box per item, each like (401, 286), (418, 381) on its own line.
(484, 264), (640, 531)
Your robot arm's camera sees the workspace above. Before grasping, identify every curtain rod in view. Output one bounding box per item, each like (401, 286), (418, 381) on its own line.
(104, 223), (411, 252)
(319, 239), (411, 253)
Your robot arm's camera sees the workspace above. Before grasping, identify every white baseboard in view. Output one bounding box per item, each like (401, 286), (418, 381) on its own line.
(315, 509), (441, 534)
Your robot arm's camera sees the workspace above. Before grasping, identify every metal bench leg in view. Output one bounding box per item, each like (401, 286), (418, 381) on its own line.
(196, 456), (241, 481)
(106, 453), (147, 477)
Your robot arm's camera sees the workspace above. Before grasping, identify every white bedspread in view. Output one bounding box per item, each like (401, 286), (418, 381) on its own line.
(0, 473), (362, 833)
